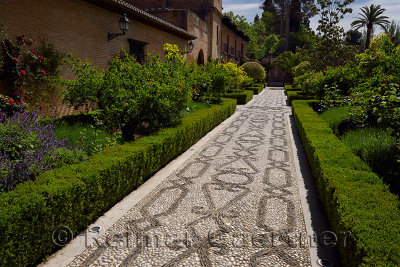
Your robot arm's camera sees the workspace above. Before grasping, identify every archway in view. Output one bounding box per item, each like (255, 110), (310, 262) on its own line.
(197, 49), (205, 65)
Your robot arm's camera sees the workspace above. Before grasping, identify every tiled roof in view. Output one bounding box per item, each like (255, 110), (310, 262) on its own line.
(84, 0), (197, 40)
(222, 16), (250, 41)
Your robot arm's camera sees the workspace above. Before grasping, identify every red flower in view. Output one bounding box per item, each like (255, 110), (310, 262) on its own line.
(20, 89), (25, 94)
(19, 41), (26, 46)
(24, 94), (29, 99)
(16, 102), (21, 106)
(40, 104), (44, 109)
(41, 70), (46, 76)
(349, 94), (355, 99)
(8, 99), (14, 105)
(39, 56), (44, 63)
(12, 57), (18, 63)
(50, 115), (54, 119)
(20, 70), (26, 76)
(32, 50), (38, 56)
(192, 84), (196, 89)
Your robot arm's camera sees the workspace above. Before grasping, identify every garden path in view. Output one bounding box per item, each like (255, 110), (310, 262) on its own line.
(56, 88), (331, 266)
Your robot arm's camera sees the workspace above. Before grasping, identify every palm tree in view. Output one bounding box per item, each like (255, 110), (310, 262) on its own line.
(351, 4), (390, 49)
(275, 51), (300, 76)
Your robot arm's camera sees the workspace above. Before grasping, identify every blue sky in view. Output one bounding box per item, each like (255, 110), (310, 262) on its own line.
(223, 0), (400, 32)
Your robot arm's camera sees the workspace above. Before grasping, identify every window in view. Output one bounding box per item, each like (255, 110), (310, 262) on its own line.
(128, 39), (147, 63)
(216, 25), (219, 44)
(223, 43), (228, 53)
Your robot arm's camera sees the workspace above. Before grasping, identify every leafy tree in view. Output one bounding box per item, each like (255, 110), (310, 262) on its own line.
(312, 0), (356, 69)
(346, 29), (362, 46)
(254, 14), (260, 23)
(351, 4), (390, 49)
(385, 20), (400, 43)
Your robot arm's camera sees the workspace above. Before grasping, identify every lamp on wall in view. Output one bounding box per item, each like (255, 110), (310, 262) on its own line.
(108, 13), (130, 42)
(182, 41), (194, 54)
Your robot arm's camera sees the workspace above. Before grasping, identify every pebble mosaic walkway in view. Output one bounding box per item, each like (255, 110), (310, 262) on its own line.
(68, 88), (312, 266)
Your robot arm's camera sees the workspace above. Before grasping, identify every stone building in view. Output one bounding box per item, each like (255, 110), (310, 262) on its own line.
(127, 0), (250, 64)
(1, 0), (249, 67)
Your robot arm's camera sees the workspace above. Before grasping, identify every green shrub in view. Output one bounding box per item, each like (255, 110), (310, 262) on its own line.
(292, 100), (400, 266)
(62, 48), (193, 140)
(341, 128), (399, 191)
(241, 62), (266, 82)
(222, 62), (250, 92)
(0, 98), (237, 266)
(320, 106), (351, 135)
(223, 90), (253, 105)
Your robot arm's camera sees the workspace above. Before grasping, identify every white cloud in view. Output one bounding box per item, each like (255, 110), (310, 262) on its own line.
(224, 3), (260, 12)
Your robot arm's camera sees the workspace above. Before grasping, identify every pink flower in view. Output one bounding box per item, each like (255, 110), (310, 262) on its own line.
(41, 70), (46, 76)
(20, 70), (26, 76)
(32, 50), (38, 56)
(8, 99), (14, 105)
(50, 115), (54, 119)
(19, 41), (26, 46)
(40, 104), (44, 109)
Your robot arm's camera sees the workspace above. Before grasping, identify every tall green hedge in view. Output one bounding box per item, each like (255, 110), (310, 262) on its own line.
(223, 90), (253, 105)
(292, 100), (400, 267)
(0, 98), (236, 266)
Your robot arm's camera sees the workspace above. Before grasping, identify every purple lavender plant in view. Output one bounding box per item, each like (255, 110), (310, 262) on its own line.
(0, 110), (85, 193)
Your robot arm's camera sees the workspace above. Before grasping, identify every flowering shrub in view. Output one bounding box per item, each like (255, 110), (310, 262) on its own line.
(0, 35), (47, 108)
(0, 110), (86, 192)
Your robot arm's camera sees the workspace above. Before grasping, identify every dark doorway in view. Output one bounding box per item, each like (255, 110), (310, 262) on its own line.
(197, 49), (205, 65)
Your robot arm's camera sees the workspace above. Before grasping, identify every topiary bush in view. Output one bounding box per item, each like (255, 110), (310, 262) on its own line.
(241, 62), (266, 82)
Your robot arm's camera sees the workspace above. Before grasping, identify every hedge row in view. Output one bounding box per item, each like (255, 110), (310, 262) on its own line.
(223, 90), (254, 105)
(248, 86), (264, 95)
(287, 90), (314, 104)
(292, 100), (400, 266)
(0, 98), (237, 266)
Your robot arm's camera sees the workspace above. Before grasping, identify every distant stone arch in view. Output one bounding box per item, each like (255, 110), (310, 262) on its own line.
(197, 49), (205, 65)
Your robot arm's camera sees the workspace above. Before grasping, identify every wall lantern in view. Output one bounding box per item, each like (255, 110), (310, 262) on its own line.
(183, 41), (194, 54)
(108, 13), (130, 42)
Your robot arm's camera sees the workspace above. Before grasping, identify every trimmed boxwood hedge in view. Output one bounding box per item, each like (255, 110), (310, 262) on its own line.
(223, 90), (253, 105)
(287, 91), (314, 104)
(292, 100), (400, 267)
(0, 98), (236, 266)
(248, 86), (264, 95)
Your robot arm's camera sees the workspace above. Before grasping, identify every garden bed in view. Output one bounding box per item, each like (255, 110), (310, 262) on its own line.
(292, 100), (400, 266)
(0, 98), (236, 266)
(222, 90), (253, 105)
